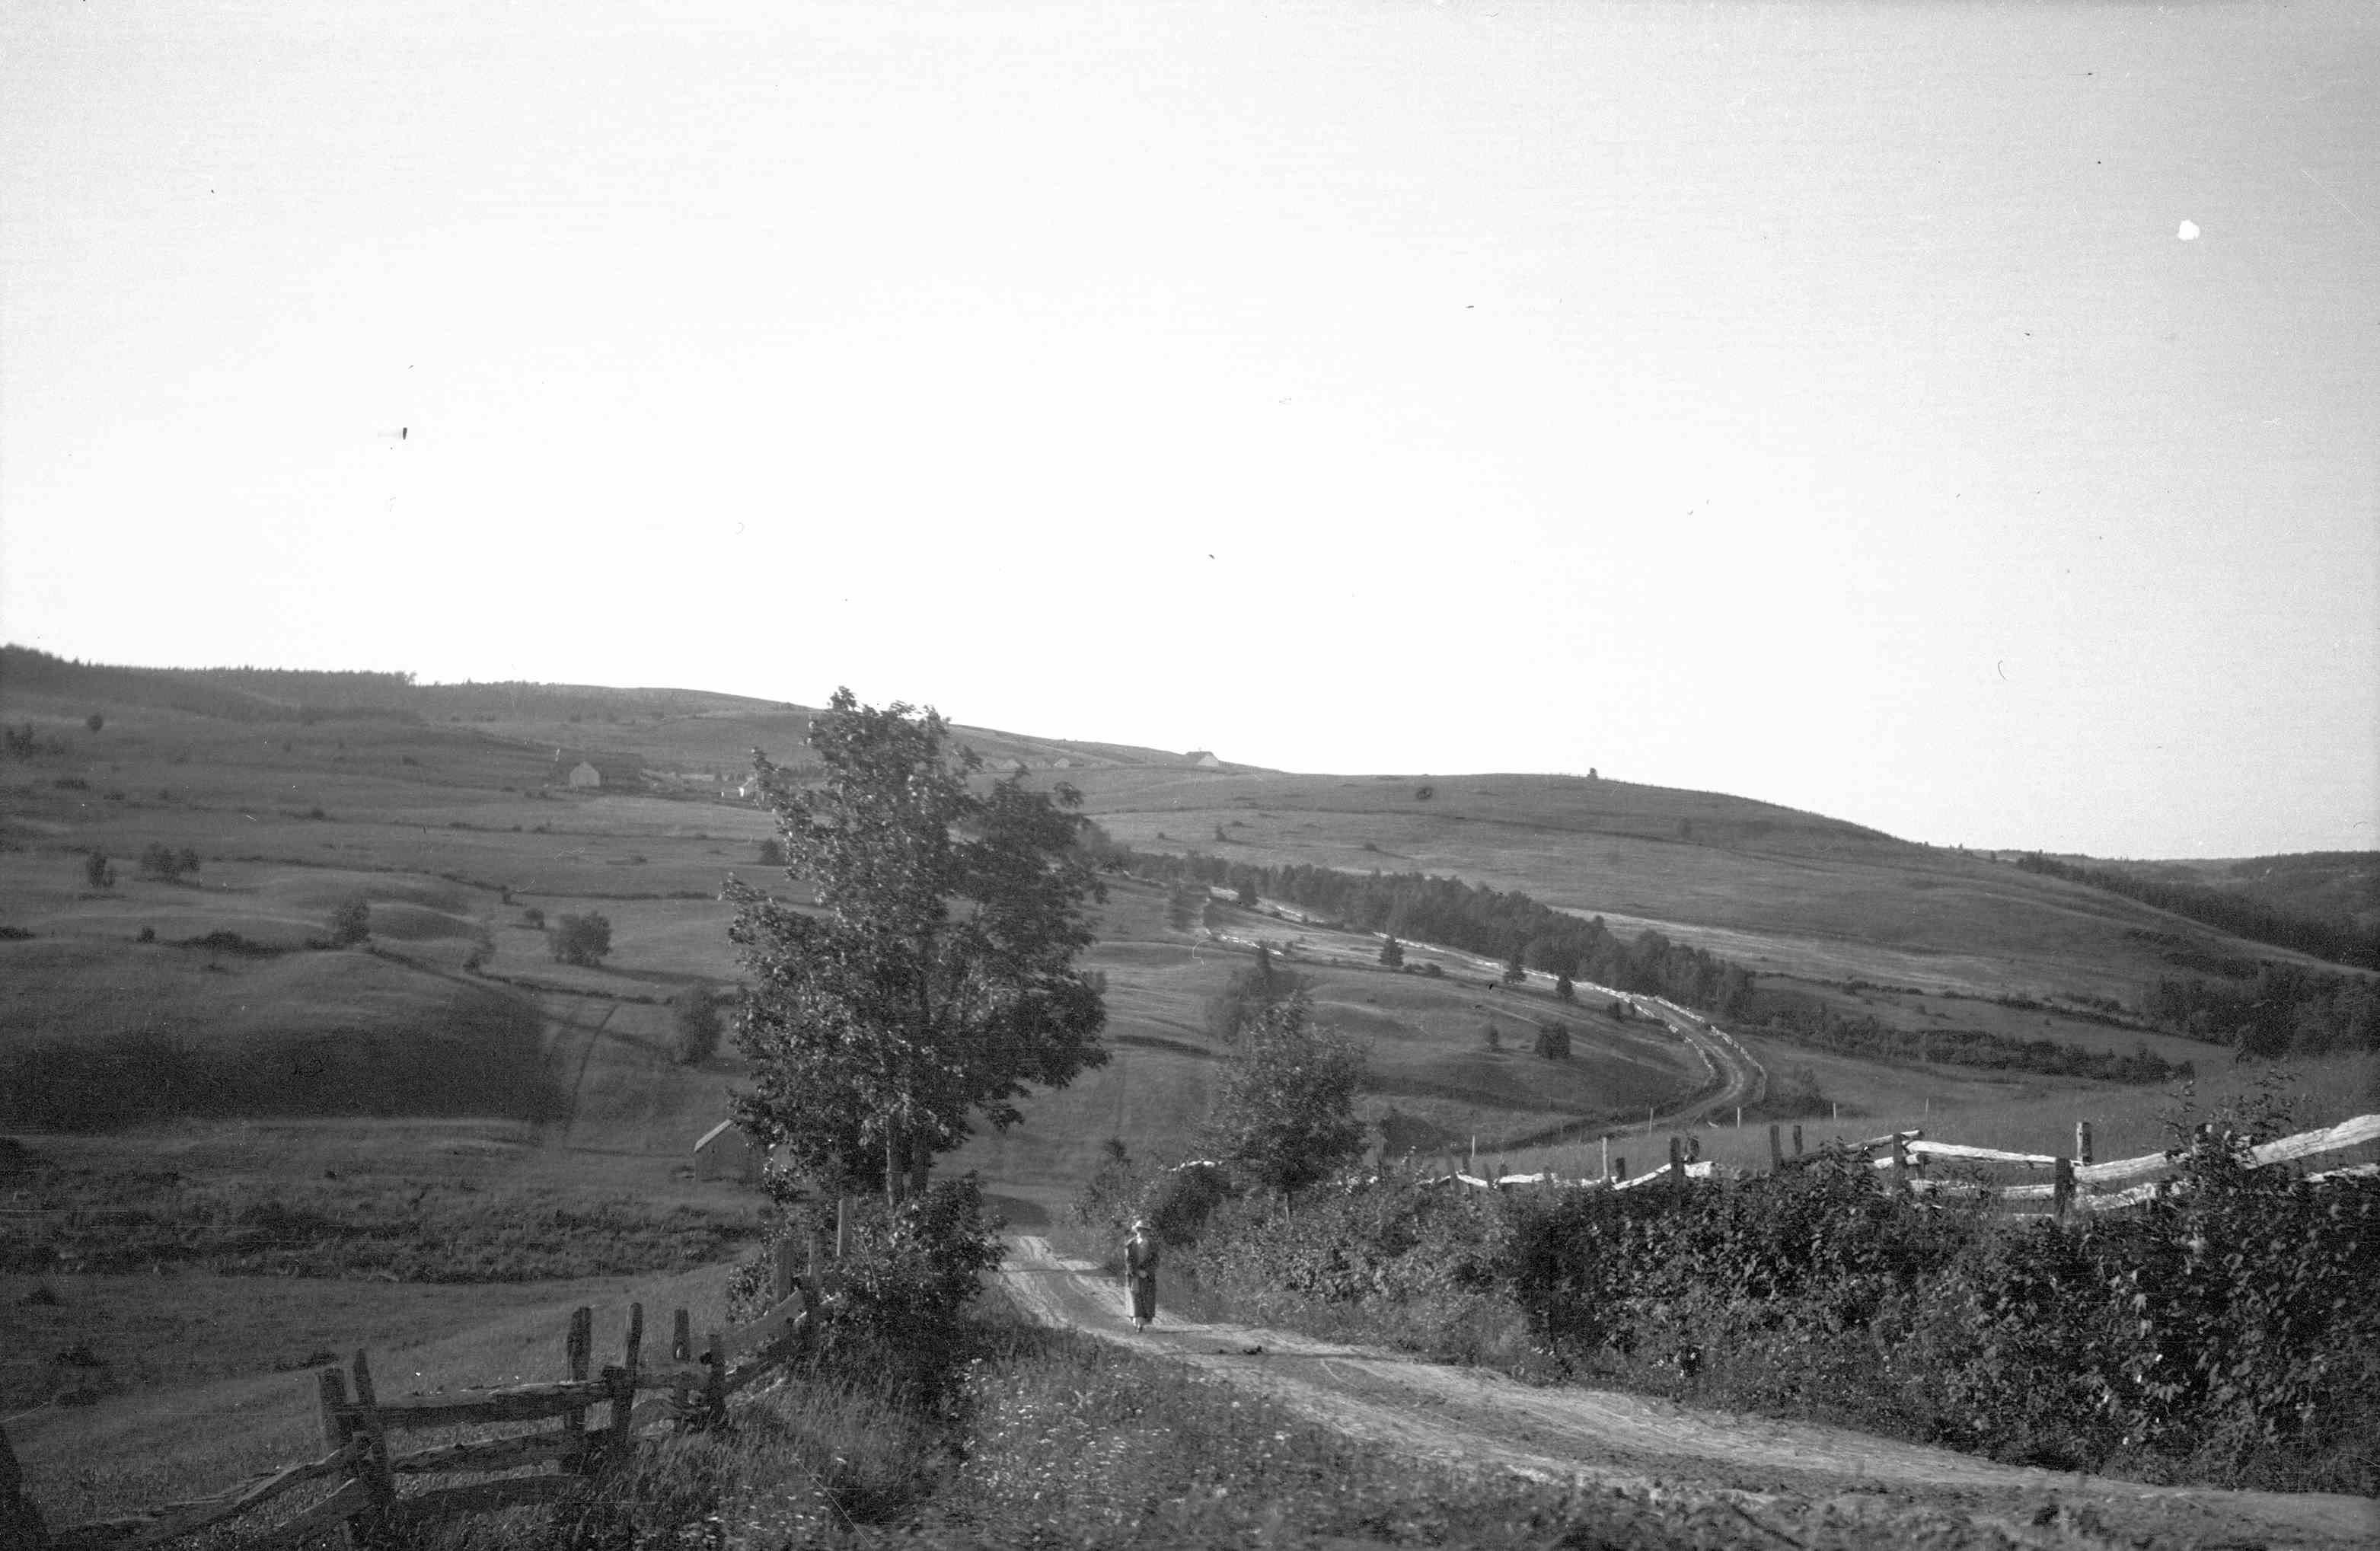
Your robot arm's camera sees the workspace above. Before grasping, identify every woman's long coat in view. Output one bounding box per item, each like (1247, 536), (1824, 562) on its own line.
(1125, 1233), (1160, 1323)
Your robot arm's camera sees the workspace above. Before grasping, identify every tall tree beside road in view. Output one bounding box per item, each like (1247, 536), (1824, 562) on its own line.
(727, 690), (1109, 1204)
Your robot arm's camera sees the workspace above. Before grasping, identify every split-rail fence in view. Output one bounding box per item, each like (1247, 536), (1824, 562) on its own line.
(1428, 1111), (2380, 1216)
(2, 1240), (834, 1550)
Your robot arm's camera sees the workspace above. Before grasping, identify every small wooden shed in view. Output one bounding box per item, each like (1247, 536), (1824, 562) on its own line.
(694, 1118), (764, 1183)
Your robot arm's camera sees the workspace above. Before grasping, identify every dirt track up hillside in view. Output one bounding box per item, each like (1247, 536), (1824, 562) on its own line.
(997, 1236), (2376, 1550)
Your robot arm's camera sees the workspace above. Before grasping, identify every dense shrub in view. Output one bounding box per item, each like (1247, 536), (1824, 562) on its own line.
(1171, 1119), (2380, 1492)
(736, 1176), (1005, 1406)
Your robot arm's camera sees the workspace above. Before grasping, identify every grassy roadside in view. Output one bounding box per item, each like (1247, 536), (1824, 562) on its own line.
(410, 1296), (1996, 1551)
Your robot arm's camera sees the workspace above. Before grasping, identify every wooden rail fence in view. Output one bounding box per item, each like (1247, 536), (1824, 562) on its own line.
(1424, 1112), (2380, 1218)
(5, 1249), (829, 1549)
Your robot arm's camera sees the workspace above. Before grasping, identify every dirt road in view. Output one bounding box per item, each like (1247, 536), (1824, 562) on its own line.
(997, 1236), (2375, 1549)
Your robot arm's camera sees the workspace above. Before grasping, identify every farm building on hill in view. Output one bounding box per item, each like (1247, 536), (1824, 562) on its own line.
(568, 761), (601, 788)
(1187, 750), (1223, 770)
(694, 1119), (767, 1184)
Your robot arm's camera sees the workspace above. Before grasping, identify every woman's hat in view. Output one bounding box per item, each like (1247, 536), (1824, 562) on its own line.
(1131, 1218), (1147, 1231)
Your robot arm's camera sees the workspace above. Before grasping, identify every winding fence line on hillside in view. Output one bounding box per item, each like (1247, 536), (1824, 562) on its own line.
(1422, 1112), (2380, 1218)
(3, 1250), (826, 1550)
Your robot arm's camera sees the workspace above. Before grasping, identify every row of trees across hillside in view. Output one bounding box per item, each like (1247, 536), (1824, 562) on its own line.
(2016, 851), (2380, 970)
(1110, 848), (1753, 1013)
(1101, 841), (2378, 1061)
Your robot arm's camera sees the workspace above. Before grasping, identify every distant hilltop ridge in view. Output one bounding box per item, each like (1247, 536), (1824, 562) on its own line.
(0, 645), (1236, 774)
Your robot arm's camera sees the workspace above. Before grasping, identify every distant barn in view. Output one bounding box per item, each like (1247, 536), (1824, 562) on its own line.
(693, 1118), (766, 1184)
(1187, 750), (1223, 770)
(568, 761), (601, 789)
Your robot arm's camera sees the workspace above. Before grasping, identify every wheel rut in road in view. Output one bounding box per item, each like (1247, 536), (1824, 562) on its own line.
(997, 1235), (2375, 1549)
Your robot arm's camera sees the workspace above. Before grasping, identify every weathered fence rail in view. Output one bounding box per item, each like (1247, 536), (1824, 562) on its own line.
(1416, 1112), (2380, 1221)
(7, 1251), (827, 1549)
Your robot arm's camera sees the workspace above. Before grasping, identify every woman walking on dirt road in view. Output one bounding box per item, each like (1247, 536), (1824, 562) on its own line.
(1125, 1219), (1160, 1332)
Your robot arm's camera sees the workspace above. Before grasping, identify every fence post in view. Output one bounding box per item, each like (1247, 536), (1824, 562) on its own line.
(671, 1309), (694, 1431)
(316, 1367), (359, 1549)
(2053, 1156), (2075, 1221)
(835, 1195), (850, 1261)
(1610, 1155), (1625, 1185)
(1890, 1131), (1909, 1194)
(1667, 1135), (1685, 1198)
(346, 1351), (397, 1543)
(563, 1306), (593, 1466)
(1, 1424), (50, 1551)
(609, 1302), (643, 1470)
(700, 1329), (728, 1431)
(2075, 1122), (2092, 1165)
(1768, 1123), (1782, 1172)
(1791, 1123), (1804, 1157)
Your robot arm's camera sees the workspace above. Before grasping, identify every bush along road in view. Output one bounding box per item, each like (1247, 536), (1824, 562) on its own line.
(997, 1235), (2376, 1549)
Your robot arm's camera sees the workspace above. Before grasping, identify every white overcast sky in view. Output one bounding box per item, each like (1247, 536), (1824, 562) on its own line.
(3, 0), (2375, 859)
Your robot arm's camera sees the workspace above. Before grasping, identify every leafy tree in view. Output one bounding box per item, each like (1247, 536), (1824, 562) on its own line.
(1206, 943), (1306, 1044)
(1502, 946), (1527, 985)
(550, 911), (612, 967)
(756, 836), (786, 866)
(1234, 877), (1258, 908)
(83, 850), (114, 889)
(1204, 991), (1367, 1194)
(1534, 1020), (1572, 1060)
(85, 713), (104, 733)
(1555, 972), (1576, 1003)
(328, 898), (370, 946)
(1166, 881), (1198, 931)
(1378, 934), (1404, 969)
(672, 985), (725, 1064)
(728, 689), (1109, 1204)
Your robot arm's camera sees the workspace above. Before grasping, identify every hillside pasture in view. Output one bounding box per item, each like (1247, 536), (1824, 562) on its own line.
(1062, 769), (2347, 1009)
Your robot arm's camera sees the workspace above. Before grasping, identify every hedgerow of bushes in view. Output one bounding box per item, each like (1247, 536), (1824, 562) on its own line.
(1097, 1133), (2380, 1493)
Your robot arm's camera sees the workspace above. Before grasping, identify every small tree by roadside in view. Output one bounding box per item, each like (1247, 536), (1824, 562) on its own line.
(1502, 947), (1527, 986)
(1555, 972), (1576, 1002)
(85, 713), (104, 734)
(756, 836), (785, 866)
(1534, 1020), (1572, 1060)
(328, 898), (371, 947)
(1204, 991), (1367, 1195)
(1379, 935), (1405, 969)
(672, 985), (724, 1064)
(550, 911), (612, 968)
(83, 850), (114, 889)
